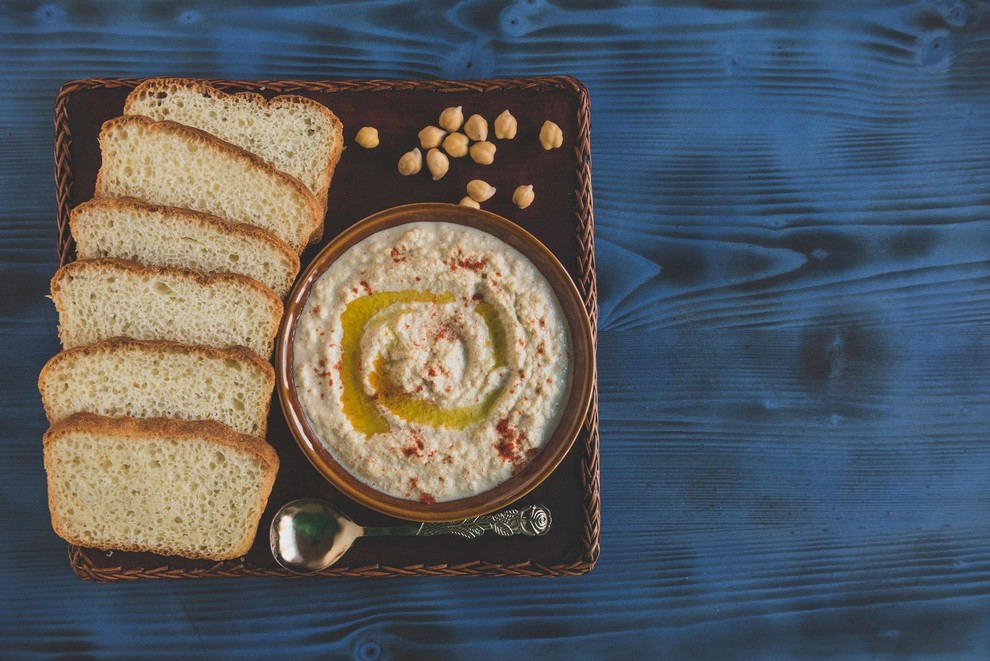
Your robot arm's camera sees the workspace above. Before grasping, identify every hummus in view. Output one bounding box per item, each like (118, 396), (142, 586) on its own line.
(293, 221), (571, 503)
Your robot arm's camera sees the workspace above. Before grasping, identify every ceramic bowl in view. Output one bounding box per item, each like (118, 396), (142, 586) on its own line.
(276, 202), (594, 521)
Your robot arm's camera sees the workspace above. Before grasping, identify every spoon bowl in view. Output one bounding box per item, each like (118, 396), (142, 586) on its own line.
(270, 499), (363, 573)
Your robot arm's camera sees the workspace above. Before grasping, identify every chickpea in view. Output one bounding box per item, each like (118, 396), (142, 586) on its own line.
(442, 132), (469, 158)
(466, 179), (496, 203)
(464, 114), (488, 142)
(397, 148), (422, 176)
(512, 184), (535, 209)
(459, 196), (481, 209)
(494, 110), (517, 140)
(439, 105), (464, 132)
(469, 141), (496, 165)
(355, 126), (379, 149)
(427, 148), (449, 180)
(418, 125), (447, 149)
(539, 120), (563, 150)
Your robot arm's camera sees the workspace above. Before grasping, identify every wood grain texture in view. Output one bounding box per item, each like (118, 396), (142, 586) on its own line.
(2, 0), (990, 658)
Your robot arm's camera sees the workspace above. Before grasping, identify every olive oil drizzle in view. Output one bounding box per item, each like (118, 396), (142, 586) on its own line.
(339, 291), (509, 436)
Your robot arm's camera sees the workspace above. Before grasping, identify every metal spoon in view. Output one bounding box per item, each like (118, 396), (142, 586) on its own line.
(270, 498), (552, 574)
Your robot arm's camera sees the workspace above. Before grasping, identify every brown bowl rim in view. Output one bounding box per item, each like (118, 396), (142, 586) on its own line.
(276, 202), (595, 522)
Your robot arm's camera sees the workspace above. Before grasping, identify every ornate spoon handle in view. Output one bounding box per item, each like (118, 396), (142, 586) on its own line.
(362, 504), (552, 539)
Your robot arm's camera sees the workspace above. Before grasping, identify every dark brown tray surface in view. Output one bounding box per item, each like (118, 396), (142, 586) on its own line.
(54, 76), (599, 579)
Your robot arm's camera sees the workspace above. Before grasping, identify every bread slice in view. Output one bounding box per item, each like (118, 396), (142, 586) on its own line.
(50, 258), (282, 358)
(40, 338), (274, 437)
(71, 197), (300, 298)
(94, 115), (321, 252)
(44, 412), (279, 560)
(125, 78), (343, 224)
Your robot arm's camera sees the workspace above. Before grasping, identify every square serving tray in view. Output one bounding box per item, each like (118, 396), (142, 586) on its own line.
(54, 76), (599, 579)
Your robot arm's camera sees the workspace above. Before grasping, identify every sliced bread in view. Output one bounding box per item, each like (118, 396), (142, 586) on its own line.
(124, 78), (343, 217)
(44, 412), (279, 560)
(71, 197), (300, 298)
(94, 115), (321, 252)
(50, 258), (282, 358)
(40, 338), (274, 437)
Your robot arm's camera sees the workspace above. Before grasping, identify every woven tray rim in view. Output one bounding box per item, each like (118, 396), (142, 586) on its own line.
(54, 75), (599, 580)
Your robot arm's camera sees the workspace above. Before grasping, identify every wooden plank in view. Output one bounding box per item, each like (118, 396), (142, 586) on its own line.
(2, 0), (990, 656)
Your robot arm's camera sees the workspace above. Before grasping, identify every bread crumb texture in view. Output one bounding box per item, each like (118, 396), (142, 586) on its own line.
(96, 116), (319, 252)
(72, 198), (298, 298)
(41, 339), (273, 437)
(52, 259), (282, 358)
(44, 415), (278, 560)
(125, 79), (342, 206)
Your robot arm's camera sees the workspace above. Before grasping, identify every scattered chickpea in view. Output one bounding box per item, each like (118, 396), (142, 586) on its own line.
(466, 179), (496, 202)
(442, 132), (469, 158)
(418, 125), (447, 149)
(397, 148), (422, 176)
(469, 140), (496, 165)
(494, 110), (517, 140)
(464, 114), (488, 142)
(355, 126), (379, 149)
(439, 105), (464, 132)
(427, 148), (449, 181)
(539, 120), (563, 150)
(459, 196), (481, 209)
(512, 184), (535, 209)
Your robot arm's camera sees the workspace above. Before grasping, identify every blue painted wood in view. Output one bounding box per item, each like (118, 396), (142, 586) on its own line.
(3, 0), (990, 658)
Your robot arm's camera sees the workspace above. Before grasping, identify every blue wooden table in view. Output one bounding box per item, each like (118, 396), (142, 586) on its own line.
(3, 1), (989, 658)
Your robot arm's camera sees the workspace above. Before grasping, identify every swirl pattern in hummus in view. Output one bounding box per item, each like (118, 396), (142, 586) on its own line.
(293, 222), (570, 503)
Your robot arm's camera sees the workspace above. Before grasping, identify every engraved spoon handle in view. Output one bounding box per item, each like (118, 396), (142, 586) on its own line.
(362, 504), (552, 539)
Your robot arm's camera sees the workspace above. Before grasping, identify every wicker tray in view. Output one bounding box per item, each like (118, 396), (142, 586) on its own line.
(54, 76), (599, 580)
